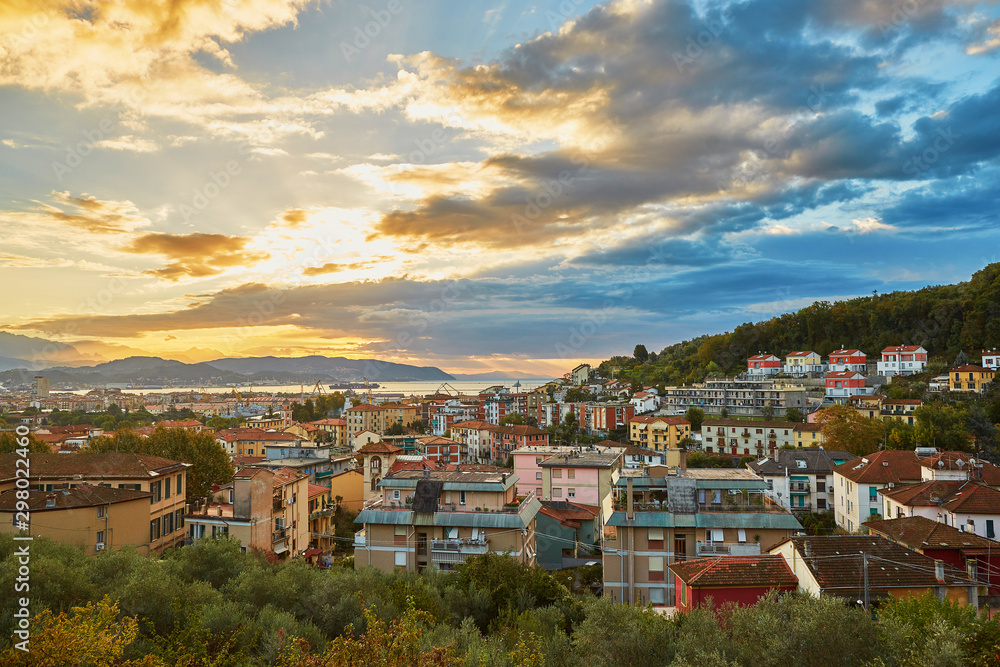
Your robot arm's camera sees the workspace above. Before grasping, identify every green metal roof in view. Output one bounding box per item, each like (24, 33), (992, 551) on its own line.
(606, 510), (801, 531)
(356, 497), (540, 530)
(695, 479), (768, 490)
(378, 479), (510, 492)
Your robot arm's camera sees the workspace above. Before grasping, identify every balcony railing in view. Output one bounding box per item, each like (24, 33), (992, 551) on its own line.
(696, 541), (761, 556)
(790, 502), (813, 512)
(789, 483), (811, 493)
(697, 502), (788, 514)
(272, 527), (287, 543)
(309, 508), (334, 521)
(430, 538), (489, 564)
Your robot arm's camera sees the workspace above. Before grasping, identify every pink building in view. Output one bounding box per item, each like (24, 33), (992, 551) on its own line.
(828, 349), (867, 373)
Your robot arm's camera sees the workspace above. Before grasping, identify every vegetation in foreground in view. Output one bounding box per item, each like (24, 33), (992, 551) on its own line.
(1, 536), (999, 666)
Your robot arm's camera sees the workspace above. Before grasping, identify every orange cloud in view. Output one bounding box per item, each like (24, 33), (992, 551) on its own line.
(123, 232), (270, 280)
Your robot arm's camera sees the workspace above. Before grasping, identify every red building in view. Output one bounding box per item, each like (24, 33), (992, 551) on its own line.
(670, 555), (798, 610)
(824, 370), (870, 404)
(865, 516), (1000, 597)
(828, 349), (867, 373)
(419, 435), (463, 465)
(488, 425), (549, 461)
(747, 353), (781, 376)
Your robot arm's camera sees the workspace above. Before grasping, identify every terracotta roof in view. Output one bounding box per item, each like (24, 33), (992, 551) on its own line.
(952, 365), (992, 373)
(779, 535), (975, 589)
(669, 555), (798, 588)
(630, 415), (689, 425)
(157, 420), (202, 428)
(830, 349), (865, 356)
(748, 354), (779, 361)
(487, 425), (548, 436)
(0, 452), (190, 483)
(881, 346), (925, 353)
(832, 450), (921, 485)
(309, 418), (345, 426)
(879, 480), (966, 506)
(703, 419), (798, 429)
(345, 404), (382, 412)
(864, 516), (998, 552)
(0, 485), (150, 510)
(918, 451), (1000, 485)
(539, 500), (600, 527)
(785, 350), (818, 357)
(307, 483), (329, 498)
(233, 467), (269, 479)
(825, 371), (865, 379)
(451, 420), (496, 430)
(271, 467), (307, 486)
(356, 441), (403, 455)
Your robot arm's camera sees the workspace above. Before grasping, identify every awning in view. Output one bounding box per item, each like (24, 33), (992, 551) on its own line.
(272, 544), (289, 554)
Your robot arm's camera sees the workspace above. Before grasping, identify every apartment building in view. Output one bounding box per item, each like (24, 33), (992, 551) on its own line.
(345, 403), (385, 435)
(186, 467), (274, 553)
(450, 420), (495, 464)
(353, 469), (540, 573)
(701, 419), (797, 458)
(747, 448), (857, 513)
(824, 370), (873, 404)
(660, 378), (808, 418)
(215, 428), (305, 458)
(792, 423), (826, 448)
(746, 354), (781, 377)
(603, 468), (801, 607)
(983, 349), (1000, 370)
(271, 467), (310, 558)
(948, 365), (996, 393)
(308, 483), (335, 552)
(628, 416), (691, 456)
(308, 418), (347, 446)
(879, 480), (1000, 540)
(0, 485), (151, 555)
(488, 425), (549, 462)
(538, 450), (622, 522)
(0, 452), (191, 554)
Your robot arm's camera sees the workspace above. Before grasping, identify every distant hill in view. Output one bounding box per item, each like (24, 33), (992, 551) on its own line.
(451, 371), (545, 380)
(601, 263), (1000, 386)
(0, 354), (453, 389)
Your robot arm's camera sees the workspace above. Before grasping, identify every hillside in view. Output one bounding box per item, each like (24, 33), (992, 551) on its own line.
(603, 263), (1000, 386)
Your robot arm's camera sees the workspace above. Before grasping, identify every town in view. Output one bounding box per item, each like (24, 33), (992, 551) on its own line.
(3, 344), (999, 625)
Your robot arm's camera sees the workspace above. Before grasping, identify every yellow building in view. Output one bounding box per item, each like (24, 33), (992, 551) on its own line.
(0, 485), (152, 555)
(880, 399), (922, 424)
(0, 452), (191, 554)
(793, 423), (826, 448)
(949, 365), (996, 393)
(325, 468), (366, 512)
(628, 416), (691, 452)
(272, 467), (310, 558)
(308, 483), (335, 552)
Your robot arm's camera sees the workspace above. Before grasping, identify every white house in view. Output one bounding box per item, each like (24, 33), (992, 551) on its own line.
(630, 392), (658, 414)
(877, 345), (928, 377)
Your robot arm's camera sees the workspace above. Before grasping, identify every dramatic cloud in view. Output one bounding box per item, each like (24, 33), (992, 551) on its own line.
(123, 232), (271, 280)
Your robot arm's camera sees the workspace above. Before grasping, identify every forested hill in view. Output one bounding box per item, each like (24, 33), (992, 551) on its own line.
(601, 263), (1000, 386)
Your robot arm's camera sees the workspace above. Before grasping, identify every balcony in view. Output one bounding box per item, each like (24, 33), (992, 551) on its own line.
(309, 507), (334, 521)
(789, 483), (811, 494)
(430, 538), (489, 564)
(272, 527), (287, 543)
(697, 502), (788, 514)
(696, 541), (761, 556)
(790, 502), (813, 512)
(273, 497), (284, 511)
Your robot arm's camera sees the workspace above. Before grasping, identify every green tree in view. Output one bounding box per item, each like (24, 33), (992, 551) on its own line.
(815, 405), (886, 456)
(785, 408), (804, 423)
(685, 407), (705, 432)
(0, 431), (51, 453)
(633, 345), (649, 364)
(500, 413), (526, 426)
(761, 405), (775, 422)
(914, 404), (972, 451)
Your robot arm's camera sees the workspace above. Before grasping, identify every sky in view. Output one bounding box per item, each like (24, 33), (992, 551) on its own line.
(1, 0), (999, 376)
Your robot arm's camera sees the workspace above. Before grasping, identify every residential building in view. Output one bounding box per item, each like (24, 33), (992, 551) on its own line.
(345, 403), (385, 435)
(660, 378), (808, 418)
(949, 365), (996, 393)
(308, 418), (347, 446)
(539, 450), (623, 522)
(419, 435), (463, 465)
(0, 485), (151, 555)
(881, 399), (922, 424)
(488, 424), (549, 462)
(864, 516), (1000, 597)
(850, 394), (884, 419)
(916, 450), (1000, 486)
(186, 467), (274, 553)
(747, 448), (857, 513)
(701, 419), (797, 458)
(353, 469), (540, 572)
(630, 392), (658, 414)
(824, 370), (873, 404)
(983, 349), (1000, 370)
(585, 402), (635, 433)
(879, 480), (1000, 541)
(877, 345), (928, 377)
(157, 419), (206, 432)
(628, 415), (691, 457)
(603, 468), (802, 607)
(827, 349), (867, 373)
(450, 420), (495, 464)
(323, 468), (366, 512)
(770, 535), (981, 606)
(671, 555), (798, 611)
(512, 444), (621, 501)
(832, 450), (922, 531)
(572, 364), (592, 385)
(215, 428), (304, 458)
(271, 467), (310, 558)
(356, 440), (402, 502)
(0, 452), (191, 554)
(308, 483), (335, 552)
(792, 423), (826, 448)
(746, 353), (781, 377)
(536, 501), (601, 570)
(782, 351), (826, 377)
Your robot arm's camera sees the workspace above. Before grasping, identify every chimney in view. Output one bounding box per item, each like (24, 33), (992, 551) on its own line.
(626, 477), (634, 520)
(804, 541), (812, 557)
(934, 560), (945, 582)
(216, 504), (223, 516)
(45, 494), (56, 508)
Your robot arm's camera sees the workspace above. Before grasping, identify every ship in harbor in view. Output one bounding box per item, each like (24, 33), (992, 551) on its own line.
(329, 381), (380, 390)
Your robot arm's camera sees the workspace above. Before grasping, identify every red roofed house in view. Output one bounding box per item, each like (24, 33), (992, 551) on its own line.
(828, 349), (867, 373)
(630, 391), (658, 414)
(782, 351), (826, 377)
(864, 515), (1000, 597)
(770, 535), (981, 606)
(879, 480), (1000, 541)
(918, 450), (1000, 486)
(450, 420), (496, 464)
(487, 424), (549, 462)
(357, 440), (403, 502)
(824, 370), (872, 404)
(983, 349), (1000, 371)
(157, 419), (205, 433)
(747, 353), (781, 377)
(949, 365), (996, 394)
(832, 450), (923, 532)
(670, 555), (798, 610)
(877, 345), (927, 377)
(419, 435), (463, 465)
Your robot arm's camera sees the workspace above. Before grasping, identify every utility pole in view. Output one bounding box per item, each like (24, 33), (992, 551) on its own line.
(862, 552), (870, 615)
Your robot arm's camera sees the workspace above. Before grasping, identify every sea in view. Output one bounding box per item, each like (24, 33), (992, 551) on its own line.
(65, 379), (553, 398)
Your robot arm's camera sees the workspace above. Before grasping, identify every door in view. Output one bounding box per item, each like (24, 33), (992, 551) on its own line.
(673, 535), (687, 561)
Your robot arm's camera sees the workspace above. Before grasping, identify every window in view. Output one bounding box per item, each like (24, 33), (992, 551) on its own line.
(649, 588), (665, 605)
(553, 469), (562, 478)
(536, 457), (542, 464)
(149, 518), (161, 542)
(163, 513), (173, 534)
(709, 528), (724, 542)
(817, 480), (826, 493)
(648, 556), (664, 581)
(552, 488), (562, 497)
(96, 530), (105, 545)
(817, 499), (826, 510)
(392, 490), (400, 501)
(97, 506), (106, 519)
(459, 491), (466, 505)
(535, 487), (542, 496)
(535, 472), (542, 480)
(176, 474), (182, 495)
(165, 477), (171, 499)
(150, 481), (162, 503)
(394, 551), (407, 567)
(988, 520), (995, 539)
(648, 527), (664, 548)
(448, 527), (459, 539)
(568, 469), (575, 479)
(175, 509), (184, 529)
(737, 529), (746, 543)
(567, 488), (576, 498)
(869, 488), (878, 502)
